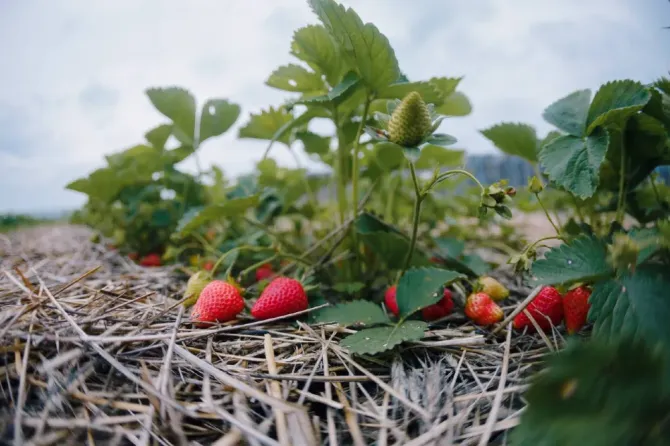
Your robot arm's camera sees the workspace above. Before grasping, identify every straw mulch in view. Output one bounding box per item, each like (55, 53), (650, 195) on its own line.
(0, 224), (559, 446)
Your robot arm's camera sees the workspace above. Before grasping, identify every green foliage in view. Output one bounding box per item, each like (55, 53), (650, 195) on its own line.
(511, 338), (670, 446)
(199, 99), (241, 143)
(395, 267), (464, 319)
(146, 87), (197, 143)
(175, 196), (260, 237)
(312, 300), (390, 327)
(480, 122), (540, 163)
(340, 320), (427, 355)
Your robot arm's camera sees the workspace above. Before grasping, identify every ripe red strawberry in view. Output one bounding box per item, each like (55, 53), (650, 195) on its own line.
(563, 286), (591, 335)
(203, 260), (214, 271)
(190, 280), (245, 327)
(255, 263), (274, 282)
(513, 286), (563, 333)
(251, 277), (307, 320)
(465, 292), (503, 326)
(139, 253), (161, 267)
(421, 288), (455, 321)
(384, 285), (399, 316)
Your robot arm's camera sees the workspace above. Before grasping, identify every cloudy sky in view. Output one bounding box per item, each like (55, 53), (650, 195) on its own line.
(1, 0), (668, 213)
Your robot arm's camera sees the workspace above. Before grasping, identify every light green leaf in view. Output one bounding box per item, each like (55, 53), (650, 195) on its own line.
(199, 99), (241, 143)
(424, 133), (457, 147)
(538, 128), (609, 199)
(414, 145), (464, 170)
(436, 92), (472, 117)
(291, 24), (345, 86)
(312, 300), (390, 327)
(145, 124), (173, 149)
(266, 63), (326, 93)
(238, 107), (295, 145)
(480, 122), (539, 163)
(376, 81), (443, 104)
(396, 267), (465, 318)
(146, 87), (196, 143)
(542, 89), (591, 137)
(529, 236), (613, 286)
(510, 338), (670, 446)
(586, 80), (651, 135)
(175, 196), (259, 237)
(341, 320), (428, 355)
(308, 0), (400, 91)
(429, 77), (462, 98)
(589, 264), (670, 349)
(369, 141), (405, 172)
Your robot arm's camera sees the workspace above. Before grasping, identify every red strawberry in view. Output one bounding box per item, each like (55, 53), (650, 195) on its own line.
(255, 263), (274, 282)
(563, 286), (591, 335)
(384, 285), (399, 316)
(139, 253), (161, 267)
(203, 260), (214, 271)
(513, 286), (563, 333)
(251, 277), (308, 320)
(421, 288), (455, 321)
(190, 280), (245, 327)
(465, 292), (503, 326)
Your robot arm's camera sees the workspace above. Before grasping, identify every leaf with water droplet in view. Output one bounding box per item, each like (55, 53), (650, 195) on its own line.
(340, 321), (428, 355)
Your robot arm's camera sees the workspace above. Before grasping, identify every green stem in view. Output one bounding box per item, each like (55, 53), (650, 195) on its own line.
(524, 235), (566, 254)
(401, 163), (423, 274)
(535, 193), (561, 236)
(570, 195), (586, 223)
(427, 169), (486, 194)
(332, 108), (348, 226)
(351, 95), (372, 221)
(287, 145), (318, 211)
(615, 133), (627, 224)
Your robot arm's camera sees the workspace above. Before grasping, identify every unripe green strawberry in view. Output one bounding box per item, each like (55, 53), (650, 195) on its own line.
(477, 276), (509, 301)
(183, 271), (211, 308)
(387, 91), (431, 147)
(465, 292), (503, 326)
(563, 286), (591, 335)
(513, 286), (563, 333)
(190, 280), (245, 327)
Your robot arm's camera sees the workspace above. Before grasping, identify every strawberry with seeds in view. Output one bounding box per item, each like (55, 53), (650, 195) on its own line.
(563, 285), (591, 335)
(465, 292), (503, 326)
(190, 280), (245, 327)
(251, 277), (307, 320)
(513, 286), (564, 333)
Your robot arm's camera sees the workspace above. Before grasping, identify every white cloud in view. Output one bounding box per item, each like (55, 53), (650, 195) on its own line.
(0, 0), (668, 212)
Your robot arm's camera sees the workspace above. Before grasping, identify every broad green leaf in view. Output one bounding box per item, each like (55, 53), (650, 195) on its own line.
(414, 145), (464, 170)
(480, 122), (539, 163)
(359, 231), (431, 269)
(308, 0), (400, 91)
(199, 99), (241, 143)
(312, 300), (390, 327)
(370, 142), (405, 171)
(529, 236), (613, 286)
(145, 124), (173, 149)
(291, 24), (344, 87)
(461, 254), (491, 276)
(434, 238), (465, 258)
(66, 168), (126, 203)
(510, 338), (670, 446)
(586, 80), (651, 135)
(332, 282), (365, 294)
(644, 88), (670, 132)
(424, 133), (457, 147)
(629, 227), (663, 265)
(376, 81), (443, 104)
(146, 87), (196, 143)
(396, 267), (465, 318)
(175, 196), (259, 237)
(589, 264), (670, 348)
(162, 145), (195, 166)
(294, 71), (360, 106)
(428, 77), (462, 98)
(238, 107), (294, 144)
(540, 130), (563, 148)
(655, 76), (670, 96)
(538, 128), (609, 199)
(296, 131), (330, 155)
(150, 208), (172, 228)
(266, 63), (326, 93)
(542, 89), (591, 137)
(436, 91), (472, 117)
(341, 320), (427, 355)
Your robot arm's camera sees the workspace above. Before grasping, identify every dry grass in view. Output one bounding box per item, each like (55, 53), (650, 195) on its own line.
(0, 224), (559, 445)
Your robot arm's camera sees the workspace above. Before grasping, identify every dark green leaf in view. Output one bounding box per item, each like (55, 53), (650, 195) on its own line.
(199, 99), (241, 143)
(359, 231), (430, 269)
(295, 71), (360, 106)
(480, 122), (539, 163)
(542, 89), (591, 137)
(435, 238), (465, 258)
(586, 80), (651, 134)
(530, 236), (613, 286)
(308, 0), (401, 91)
(145, 124), (173, 149)
(146, 87), (196, 143)
(150, 208), (172, 228)
(175, 196), (259, 237)
(340, 320), (427, 355)
(396, 267), (465, 318)
(538, 128), (609, 199)
(424, 133), (457, 147)
(312, 300), (390, 327)
(296, 131), (331, 155)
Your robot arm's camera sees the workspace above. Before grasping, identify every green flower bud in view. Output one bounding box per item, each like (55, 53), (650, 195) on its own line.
(387, 91), (432, 147)
(528, 176), (544, 194)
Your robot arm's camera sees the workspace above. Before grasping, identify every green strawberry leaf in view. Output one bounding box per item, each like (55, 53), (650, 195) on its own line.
(428, 77), (462, 98)
(480, 122), (539, 163)
(145, 124), (173, 150)
(175, 196), (259, 237)
(437, 91), (472, 117)
(238, 107), (295, 144)
(266, 63), (326, 93)
(312, 300), (390, 327)
(199, 99), (241, 143)
(396, 267), (465, 319)
(295, 131), (331, 156)
(538, 127), (609, 199)
(542, 89), (591, 137)
(424, 134), (458, 147)
(294, 71), (360, 106)
(510, 338), (670, 446)
(291, 25), (345, 87)
(308, 0), (400, 92)
(529, 235), (613, 286)
(359, 231), (431, 270)
(586, 80), (652, 135)
(331, 282), (366, 294)
(414, 144), (464, 169)
(146, 87), (196, 143)
(588, 264), (670, 348)
(340, 320), (428, 355)
(376, 81), (443, 104)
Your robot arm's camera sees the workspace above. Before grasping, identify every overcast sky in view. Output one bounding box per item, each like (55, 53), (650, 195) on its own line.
(1, 0), (668, 213)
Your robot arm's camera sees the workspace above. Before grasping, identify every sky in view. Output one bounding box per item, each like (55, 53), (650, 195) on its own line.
(1, 0), (669, 214)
